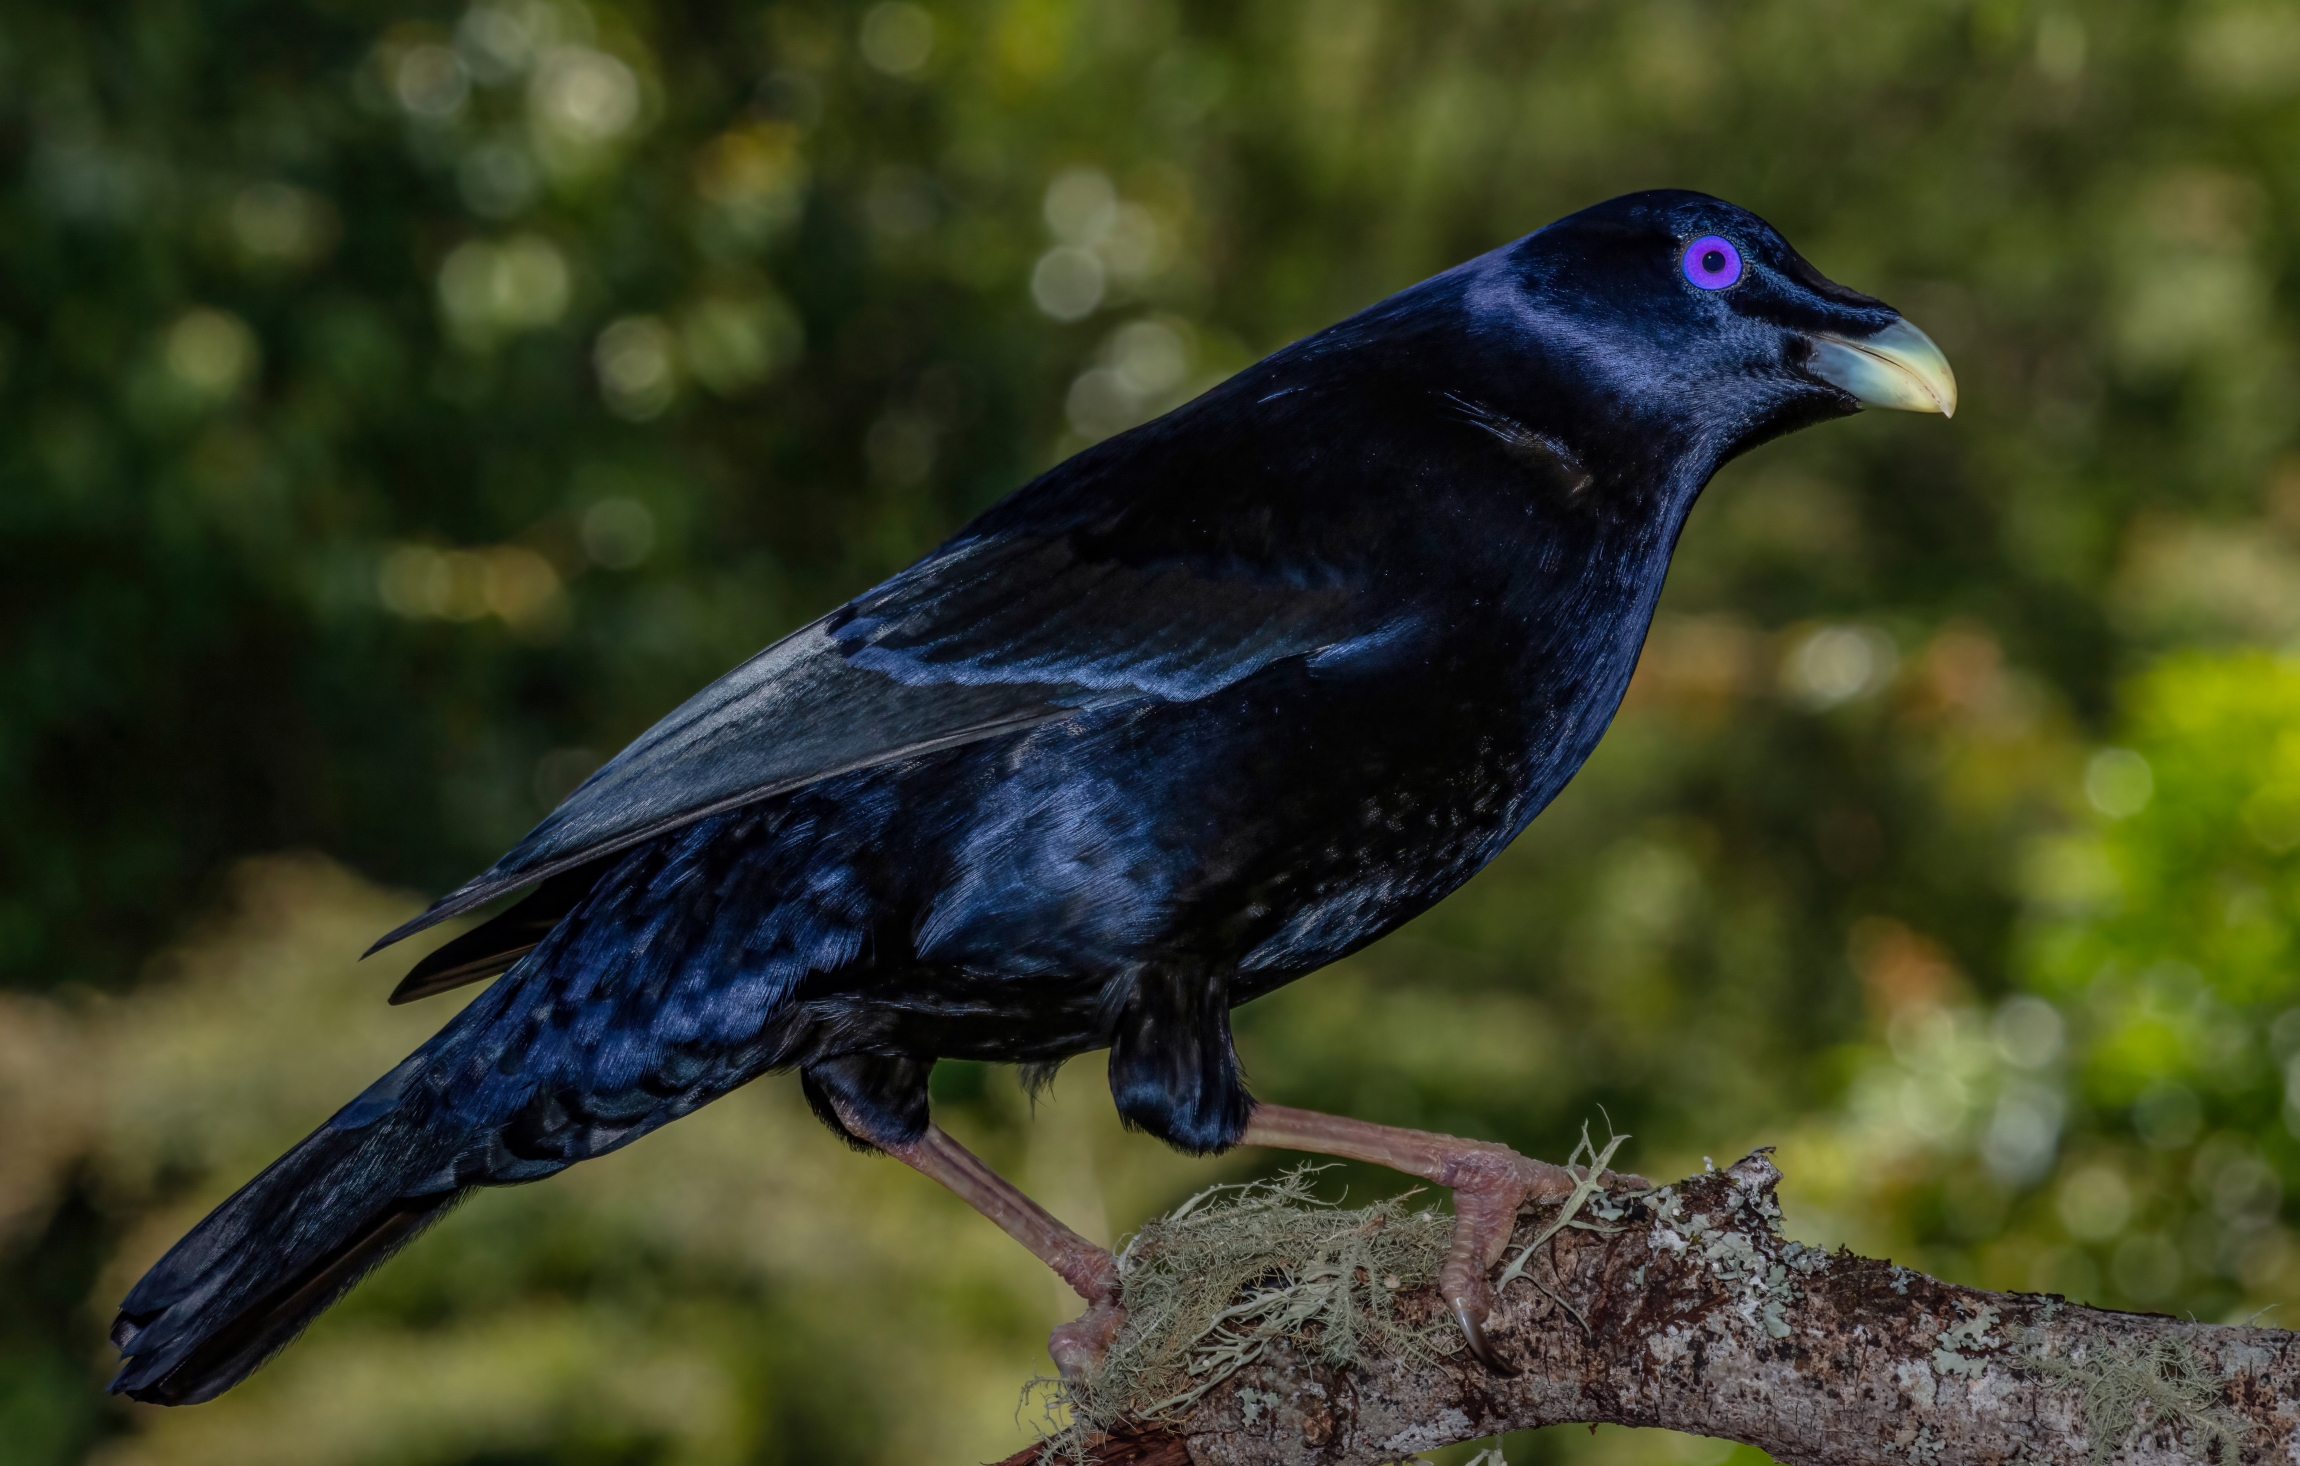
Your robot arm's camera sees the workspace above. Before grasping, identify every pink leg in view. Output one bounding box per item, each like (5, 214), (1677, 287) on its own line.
(851, 1112), (1124, 1376)
(1242, 1104), (1630, 1373)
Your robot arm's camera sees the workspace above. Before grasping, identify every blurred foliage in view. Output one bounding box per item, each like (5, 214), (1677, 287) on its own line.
(1786, 654), (2300, 1325)
(9, 0), (2300, 1461)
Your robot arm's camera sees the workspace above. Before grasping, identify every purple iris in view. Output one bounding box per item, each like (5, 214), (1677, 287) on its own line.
(1681, 235), (1742, 291)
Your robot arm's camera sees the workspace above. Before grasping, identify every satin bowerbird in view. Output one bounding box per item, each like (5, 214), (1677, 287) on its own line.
(111, 190), (1954, 1402)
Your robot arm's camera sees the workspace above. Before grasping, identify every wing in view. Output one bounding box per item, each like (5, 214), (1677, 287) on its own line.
(386, 857), (612, 1004)
(829, 530), (1365, 698)
(366, 615), (1081, 953)
(369, 514), (1411, 957)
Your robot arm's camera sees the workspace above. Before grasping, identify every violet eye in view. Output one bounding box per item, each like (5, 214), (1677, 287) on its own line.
(1682, 235), (1742, 291)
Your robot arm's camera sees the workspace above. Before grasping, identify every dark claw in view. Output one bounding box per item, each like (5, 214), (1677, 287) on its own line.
(1451, 1295), (1521, 1377)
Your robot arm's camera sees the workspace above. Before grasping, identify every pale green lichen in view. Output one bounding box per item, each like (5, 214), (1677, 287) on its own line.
(1899, 1422), (1944, 1463)
(1640, 1152), (1804, 1339)
(1492, 1124), (1630, 1331)
(2015, 1332), (2248, 1466)
(1031, 1125), (1631, 1461)
(1932, 1302), (2000, 1379)
(1032, 1165), (1456, 1455)
(1779, 1239), (1831, 1276)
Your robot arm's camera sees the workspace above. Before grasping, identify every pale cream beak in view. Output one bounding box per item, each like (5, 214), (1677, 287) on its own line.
(1807, 318), (1958, 418)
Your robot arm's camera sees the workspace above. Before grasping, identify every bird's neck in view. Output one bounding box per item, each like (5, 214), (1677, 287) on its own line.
(1479, 452), (1713, 843)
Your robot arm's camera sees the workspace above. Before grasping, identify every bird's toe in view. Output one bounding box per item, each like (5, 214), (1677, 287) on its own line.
(1448, 1288), (1521, 1377)
(1049, 1296), (1128, 1379)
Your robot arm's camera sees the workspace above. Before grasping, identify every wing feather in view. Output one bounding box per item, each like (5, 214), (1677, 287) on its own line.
(370, 515), (1410, 958)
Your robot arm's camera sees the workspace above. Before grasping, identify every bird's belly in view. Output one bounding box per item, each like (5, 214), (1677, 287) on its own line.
(841, 662), (1535, 1053)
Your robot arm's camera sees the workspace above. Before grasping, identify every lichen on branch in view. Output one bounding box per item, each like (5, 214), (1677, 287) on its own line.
(1005, 1151), (2300, 1466)
(1042, 1166), (1459, 1438)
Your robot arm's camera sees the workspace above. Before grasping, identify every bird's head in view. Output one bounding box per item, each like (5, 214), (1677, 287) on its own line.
(1456, 189), (1957, 478)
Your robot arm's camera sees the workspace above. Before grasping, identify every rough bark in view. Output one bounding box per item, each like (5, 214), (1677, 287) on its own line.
(996, 1152), (2300, 1466)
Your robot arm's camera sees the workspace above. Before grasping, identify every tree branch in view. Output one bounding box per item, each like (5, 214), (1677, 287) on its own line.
(998, 1152), (2300, 1466)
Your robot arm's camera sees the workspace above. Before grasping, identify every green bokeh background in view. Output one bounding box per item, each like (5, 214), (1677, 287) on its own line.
(9, 0), (2300, 1461)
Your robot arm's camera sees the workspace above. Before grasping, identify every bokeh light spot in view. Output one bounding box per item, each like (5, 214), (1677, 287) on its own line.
(2132, 1083), (2203, 1149)
(229, 183), (336, 266)
(1100, 202), (1171, 283)
(1110, 319), (1187, 396)
(581, 498), (656, 569)
(1032, 247), (1105, 321)
(692, 123), (809, 246)
(1065, 368), (1132, 440)
(1993, 996), (2066, 1070)
(1780, 623), (1897, 710)
(458, 141), (541, 218)
(1982, 1082), (2065, 1184)
(1044, 168), (1118, 245)
(1066, 319), (1197, 441)
(394, 43), (471, 118)
(438, 234), (570, 343)
(2036, 15), (2087, 83)
(531, 46), (640, 145)
(677, 293), (803, 395)
(2085, 747), (2154, 818)
(2111, 1231), (2180, 1301)
(164, 309), (260, 401)
(2058, 1164), (2133, 1241)
(595, 315), (677, 420)
(378, 543), (568, 639)
(859, 3), (936, 76)
(457, 0), (547, 84)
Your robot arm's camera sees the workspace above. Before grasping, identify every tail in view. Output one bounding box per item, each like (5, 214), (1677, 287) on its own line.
(111, 979), (789, 1403)
(114, 813), (831, 1404)
(108, 1081), (471, 1405)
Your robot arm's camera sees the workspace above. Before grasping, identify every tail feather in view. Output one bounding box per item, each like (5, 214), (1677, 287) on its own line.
(109, 1105), (465, 1406)
(108, 1034), (773, 1404)
(112, 816), (816, 1405)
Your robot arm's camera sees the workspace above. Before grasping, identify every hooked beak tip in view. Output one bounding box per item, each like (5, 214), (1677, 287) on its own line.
(1808, 317), (1958, 419)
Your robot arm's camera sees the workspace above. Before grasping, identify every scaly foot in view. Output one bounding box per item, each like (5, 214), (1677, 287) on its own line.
(1242, 1103), (1642, 1374)
(1046, 1243), (1125, 1377)
(861, 1118), (1130, 1377)
(1430, 1139), (1575, 1374)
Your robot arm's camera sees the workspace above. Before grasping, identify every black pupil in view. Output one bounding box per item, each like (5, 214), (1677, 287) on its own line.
(1701, 249), (1727, 275)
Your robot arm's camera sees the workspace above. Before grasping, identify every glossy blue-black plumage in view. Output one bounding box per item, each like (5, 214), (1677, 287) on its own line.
(112, 190), (1909, 1405)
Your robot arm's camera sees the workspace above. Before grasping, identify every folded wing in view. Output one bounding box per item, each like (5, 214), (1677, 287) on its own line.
(369, 517), (1398, 960)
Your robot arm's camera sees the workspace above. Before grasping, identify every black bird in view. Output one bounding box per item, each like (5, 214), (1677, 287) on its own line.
(110, 190), (1954, 1403)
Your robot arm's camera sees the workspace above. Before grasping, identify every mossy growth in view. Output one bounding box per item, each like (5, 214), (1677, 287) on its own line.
(1030, 1126), (1630, 1461)
(1036, 1167), (1457, 1452)
(2019, 1331), (2248, 1466)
